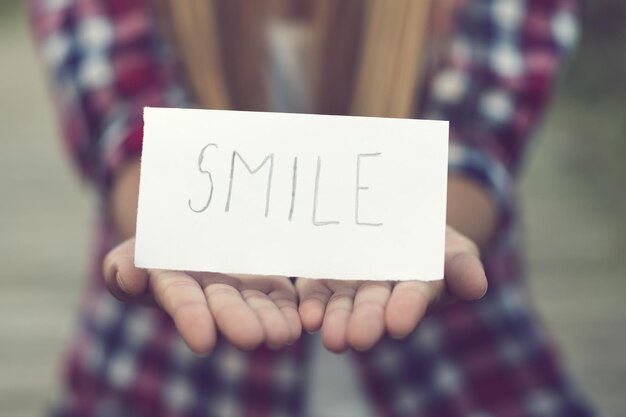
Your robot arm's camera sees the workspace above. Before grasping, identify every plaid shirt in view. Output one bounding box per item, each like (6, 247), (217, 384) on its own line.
(29, 0), (598, 416)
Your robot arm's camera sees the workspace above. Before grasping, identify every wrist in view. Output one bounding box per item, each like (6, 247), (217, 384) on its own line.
(447, 174), (497, 251)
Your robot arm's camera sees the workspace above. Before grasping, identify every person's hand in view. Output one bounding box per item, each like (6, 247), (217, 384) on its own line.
(296, 226), (488, 353)
(103, 238), (301, 355)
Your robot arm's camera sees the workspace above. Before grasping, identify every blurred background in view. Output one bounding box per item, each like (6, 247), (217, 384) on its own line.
(1, 1), (624, 416)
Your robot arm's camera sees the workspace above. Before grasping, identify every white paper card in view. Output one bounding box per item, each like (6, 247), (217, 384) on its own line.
(135, 107), (448, 281)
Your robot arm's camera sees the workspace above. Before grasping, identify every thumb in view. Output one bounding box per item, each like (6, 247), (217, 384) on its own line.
(103, 238), (150, 301)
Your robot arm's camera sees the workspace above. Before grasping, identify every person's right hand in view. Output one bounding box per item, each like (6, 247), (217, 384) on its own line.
(103, 238), (301, 355)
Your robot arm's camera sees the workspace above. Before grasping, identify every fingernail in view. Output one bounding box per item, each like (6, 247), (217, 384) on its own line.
(116, 271), (129, 294)
(479, 282), (488, 298)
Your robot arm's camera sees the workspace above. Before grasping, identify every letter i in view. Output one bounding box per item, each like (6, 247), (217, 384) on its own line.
(288, 156), (297, 221)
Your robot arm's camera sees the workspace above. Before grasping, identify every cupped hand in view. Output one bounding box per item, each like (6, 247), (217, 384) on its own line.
(296, 226), (488, 353)
(103, 238), (301, 355)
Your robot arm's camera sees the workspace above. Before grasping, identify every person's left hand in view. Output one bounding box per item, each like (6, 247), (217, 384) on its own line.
(296, 226), (488, 352)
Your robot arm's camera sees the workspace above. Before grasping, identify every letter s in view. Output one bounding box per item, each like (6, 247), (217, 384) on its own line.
(188, 143), (218, 213)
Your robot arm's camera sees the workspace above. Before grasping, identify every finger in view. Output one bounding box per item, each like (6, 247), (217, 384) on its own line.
(242, 289), (291, 349)
(444, 227), (487, 300)
(445, 251), (488, 301)
(149, 270), (216, 355)
(385, 280), (444, 339)
(220, 274), (301, 345)
(321, 286), (357, 353)
(103, 238), (150, 302)
(296, 279), (332, 333)
(205, 283), (264, 351)
(346, 282), (392, 351)
(268, 287), (302, 345)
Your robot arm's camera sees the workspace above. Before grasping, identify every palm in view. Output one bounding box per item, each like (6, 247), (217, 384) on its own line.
(297, 227), (487, 352)
(104, 228), (485, 354)
(104, 239), (300, 354)
(296, 279), (437, 352)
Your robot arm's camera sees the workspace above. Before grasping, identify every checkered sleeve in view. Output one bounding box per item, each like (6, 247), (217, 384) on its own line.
(28, 0), (192, 195)
(421, 0), (581, 231)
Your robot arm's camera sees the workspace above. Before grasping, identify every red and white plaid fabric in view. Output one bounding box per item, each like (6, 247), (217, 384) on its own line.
(29, 0), (598, 415)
